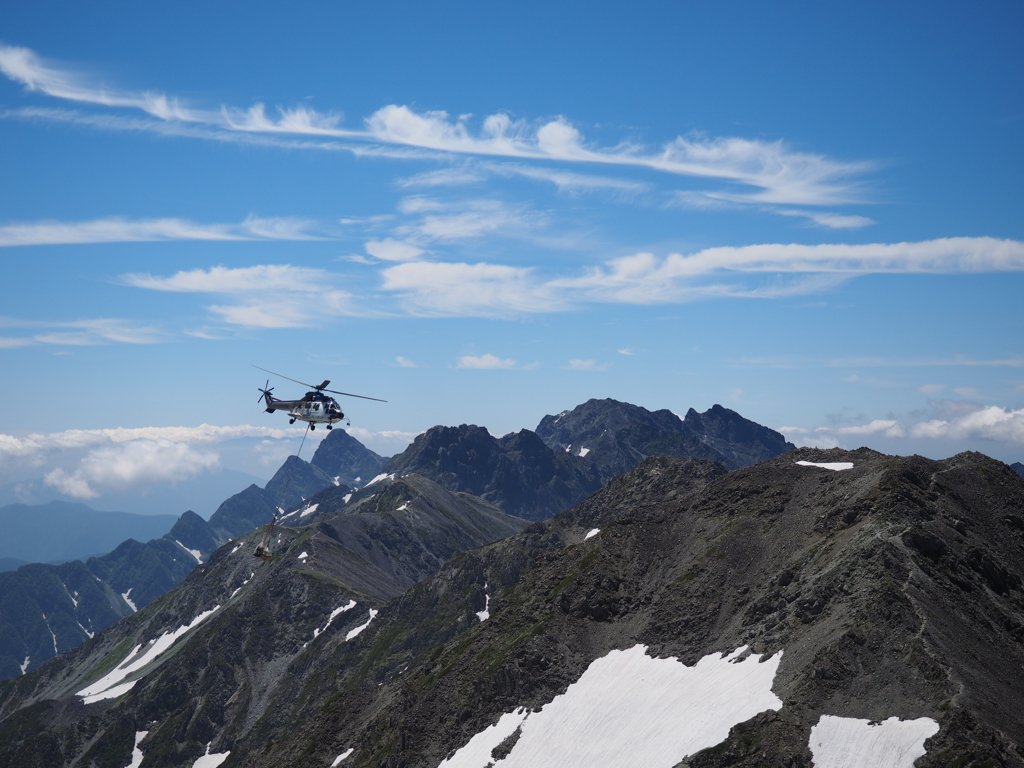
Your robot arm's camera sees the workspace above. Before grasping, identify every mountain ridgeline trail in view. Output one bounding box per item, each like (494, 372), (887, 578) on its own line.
(0, 446), (1022, 766)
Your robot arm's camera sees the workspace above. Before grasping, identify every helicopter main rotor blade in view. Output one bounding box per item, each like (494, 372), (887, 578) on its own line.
(252, 366), (317, 390)
(321, 388), (388, 402)
(254, 365), (387, 401)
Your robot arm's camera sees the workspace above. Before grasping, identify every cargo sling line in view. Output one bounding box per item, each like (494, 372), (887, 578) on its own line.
(254, 421), (312, 562)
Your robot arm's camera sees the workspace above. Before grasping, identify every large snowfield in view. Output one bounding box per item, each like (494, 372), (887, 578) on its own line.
(809, 715), (940, 768)
(438, 644), (783, 768)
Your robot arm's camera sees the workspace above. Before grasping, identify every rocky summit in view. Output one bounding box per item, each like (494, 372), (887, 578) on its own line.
(1, 447), (1022, 766)
(383, 399), (796, 521)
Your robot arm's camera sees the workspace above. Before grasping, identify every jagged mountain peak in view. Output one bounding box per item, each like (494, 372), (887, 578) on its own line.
(310, 428), (387, 486)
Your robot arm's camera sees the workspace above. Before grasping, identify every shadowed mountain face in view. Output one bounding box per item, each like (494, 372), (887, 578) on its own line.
(311, 428), (388, 487)
(2, 450), (1022, 767)
(383, 425), (602, 521)
(535, 398), (796, 476)
(384, 400), (795, 521)
(208, 456), (341, 541)
(1013, 461), (1024, 479)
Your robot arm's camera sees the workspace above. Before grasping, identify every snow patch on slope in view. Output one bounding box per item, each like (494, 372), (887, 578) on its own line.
(331, 748), (355, 765)
(346, 609), (378, 641)
(308, 600), (358, 645)
(476, 586), (490, 622)
(300, 502), (320, 518)
(124, 730), (148, 768)
(585, 528), (600, 540)
(122, 588), (138, 612)
(19, 656), (30, 675)
(808, 715), (940, 768)
(175, 540), (204, 563)
(192, 742), (230, 768)
(796, 461), (853, 472)
(77, 605), (220, 704)
(439, 644), (783, 768)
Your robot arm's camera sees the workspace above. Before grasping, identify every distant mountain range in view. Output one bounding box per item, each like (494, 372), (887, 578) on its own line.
(0, 501), (177, 568)
(1, 447), (1022, 765)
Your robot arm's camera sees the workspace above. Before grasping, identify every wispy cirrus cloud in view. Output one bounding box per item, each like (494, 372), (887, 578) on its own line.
(0, 316), (165, 348)
(0, 43), (874, 208)
(563, 359), (610, 371)
(381, 261), (560, 317)
(0, 215), (324, 247)
(121, 264), (360, 328)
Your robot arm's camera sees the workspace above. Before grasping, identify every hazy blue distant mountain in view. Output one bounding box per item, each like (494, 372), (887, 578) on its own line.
(310, 428), (387, 486)
(0, 501), (177, 564)
(1012, 461), (1024, 479)
(0, 558), (29, 574)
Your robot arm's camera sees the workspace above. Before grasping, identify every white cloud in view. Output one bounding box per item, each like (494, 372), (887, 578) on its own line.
(919, 384), (945, 394)
(365, 238), (424, 262)
(395, 356), (419, 368)
(909, 405), (1024, 443)
(777, 209), (876, 229)
(835, 419), (905, 437)
(43, 439), (219, 498)
(0, 423), (305, 460)
(0, 215), (321, 247)
(457, 354), (517, 369)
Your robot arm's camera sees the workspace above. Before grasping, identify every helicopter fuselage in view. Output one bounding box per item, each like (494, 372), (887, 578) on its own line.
(262, 391), (344, 425)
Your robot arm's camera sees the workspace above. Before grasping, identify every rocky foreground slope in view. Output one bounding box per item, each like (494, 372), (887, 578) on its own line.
(1, 448), (1023, 766)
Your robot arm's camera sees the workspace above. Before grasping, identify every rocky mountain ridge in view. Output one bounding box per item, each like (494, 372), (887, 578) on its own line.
(1, 447), (1022, 766)
(383, 399), (795, 521)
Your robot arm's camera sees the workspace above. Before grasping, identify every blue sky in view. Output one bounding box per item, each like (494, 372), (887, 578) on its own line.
(2, 2), (1023, 512)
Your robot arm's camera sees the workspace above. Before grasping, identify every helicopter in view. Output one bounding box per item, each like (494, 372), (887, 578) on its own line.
(254, 366), (386, 431)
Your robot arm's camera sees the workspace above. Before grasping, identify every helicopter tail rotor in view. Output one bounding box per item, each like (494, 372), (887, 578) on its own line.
(258, 381), (275, 407)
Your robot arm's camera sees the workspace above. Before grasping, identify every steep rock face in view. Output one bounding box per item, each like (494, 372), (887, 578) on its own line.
(0, 476), (529, 766)
(682, 402), (796, 468)
(383, 425), (600, 521)
(264, 455), (337, 509)
(207, 483), (278, 541)
(209, 457), (337, 541)
(311, 428), (387, 486)
(166, 510), (220, 555)
(536, 398), (795, 477)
